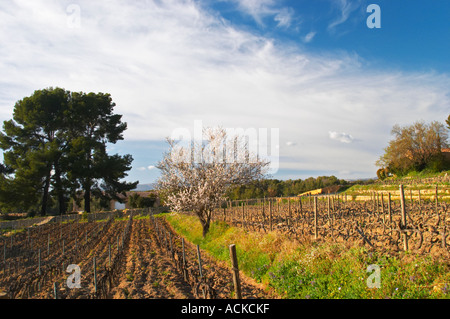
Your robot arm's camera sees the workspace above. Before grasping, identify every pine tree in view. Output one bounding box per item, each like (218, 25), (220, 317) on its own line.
(0, 88), (137, 215)
(0, 87), (70, 215)
(64, 91), (137, 213)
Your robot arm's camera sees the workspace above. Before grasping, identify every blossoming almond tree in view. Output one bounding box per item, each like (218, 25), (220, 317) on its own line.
(157, 127), (270, 237)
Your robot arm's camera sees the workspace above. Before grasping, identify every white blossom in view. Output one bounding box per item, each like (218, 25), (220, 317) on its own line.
(157, 126), (270, 236)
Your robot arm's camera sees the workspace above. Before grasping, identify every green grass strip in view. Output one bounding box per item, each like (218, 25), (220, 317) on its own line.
(164, 212), (450, 299)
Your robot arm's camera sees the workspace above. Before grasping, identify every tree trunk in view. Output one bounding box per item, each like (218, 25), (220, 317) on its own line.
(40, 168), (51, 216)
(53, 161), (66, 215)
(83, 148), (93, 213)
(202, 221), (210, 238)
(198, 209), (212, 238)
(84, 183), (91, 213)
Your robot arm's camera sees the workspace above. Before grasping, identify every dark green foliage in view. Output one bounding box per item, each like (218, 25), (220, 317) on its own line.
(225, 176), (348, 200)
(0, 87), (137, 215)
(0, 87), (70, 215)
(63, 91), (137, 212)
(376, 168), (390, 181)
(128, 193), (157, 208)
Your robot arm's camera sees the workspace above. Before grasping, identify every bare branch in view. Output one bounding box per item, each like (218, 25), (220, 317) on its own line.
(156, 126), (270, 236)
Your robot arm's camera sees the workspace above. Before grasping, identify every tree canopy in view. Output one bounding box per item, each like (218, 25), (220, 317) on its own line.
(157, 126), (269, 237)
(0, 87), (137, 215)
(128, 192), (157, 209)
(376, 120), (449, 177)
(225, 175), (348, 200)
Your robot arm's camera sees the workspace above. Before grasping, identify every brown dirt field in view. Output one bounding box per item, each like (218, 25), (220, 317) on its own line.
(108, 218), (195, 299)
(1, 216), (273, 299)
(108, 218), (271, 299)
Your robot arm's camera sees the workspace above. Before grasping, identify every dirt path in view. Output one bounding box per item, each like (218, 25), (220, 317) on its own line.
(109, 219), (195, 299)
(158, 217), (273, 299)
(2, 216), (273, 299)
(109, 217), (272, 299)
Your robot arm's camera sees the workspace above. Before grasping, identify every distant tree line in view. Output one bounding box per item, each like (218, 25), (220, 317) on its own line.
(225, 175), (349, 200)
(376, 116), (450, 179)
(0, 87), (138, 216)
(127, 192), (158, 209)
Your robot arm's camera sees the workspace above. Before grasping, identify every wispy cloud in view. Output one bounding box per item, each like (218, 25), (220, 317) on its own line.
(303, 31), (316, 43)
(274, 7), (294, 28)
(0, 0), (449, 180)
(329, 131), (354, 144)
(286, 141), (297, 147)
(226, 0), (294, 28)
(327, 0), (362, 33)
(137, 165), (156, 171)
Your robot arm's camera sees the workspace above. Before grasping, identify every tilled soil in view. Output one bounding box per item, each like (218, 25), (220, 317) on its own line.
(109, 218), (195, 299)
(3, 216), (272, 299)
(158, 217), (272, 299)
(108, 218), (270, 299)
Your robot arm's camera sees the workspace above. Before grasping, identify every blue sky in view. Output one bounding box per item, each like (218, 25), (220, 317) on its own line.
(208, 0), (450, 72)
(0, 0), (449, 185)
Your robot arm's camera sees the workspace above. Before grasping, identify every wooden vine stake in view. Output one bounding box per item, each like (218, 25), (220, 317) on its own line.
(269, 200), (273, 232)
(288, 198), (291, 228)
(93, 256), (97, 296)
(418, 189), (422, 213)
(388, 193), (392, 224)
(327, 195), (331, 222)
(241, 202), (245, 229)
(229, 244), (242, 299)
(53, 282), (58, 299)
(182, 238), (187, 281)
(196, 245), (203, 279)
(435, 185), (439, 215)
(399, 185), (408, 251)
(314, 197), (318, 240)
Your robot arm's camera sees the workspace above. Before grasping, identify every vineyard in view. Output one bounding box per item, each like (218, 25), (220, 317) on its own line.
(1, 184), (449, 299)
(0, 210), (266, 299)
(215, 185), (450, 257)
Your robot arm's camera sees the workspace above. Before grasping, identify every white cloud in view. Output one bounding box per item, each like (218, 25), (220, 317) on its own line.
(303, 31), (316, 43)
(136, 165), (156, 172)
(329, 131), (354, 144)
(227, 0), (294, 28)
(327, 0), (362, 32)
(137, 165), (156, 171)
(285, 141), (297, 147)
(0, 0), (449, 180)
(228, 0), (274, 26)
(274, 7), (294, 28)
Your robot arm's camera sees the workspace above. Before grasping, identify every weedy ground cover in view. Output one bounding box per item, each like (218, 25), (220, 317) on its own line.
(165, 213), (450, 299)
